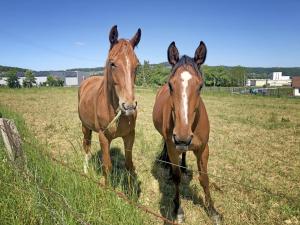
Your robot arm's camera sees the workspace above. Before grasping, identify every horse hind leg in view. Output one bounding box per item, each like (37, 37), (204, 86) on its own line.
(82, 125), (92, 174)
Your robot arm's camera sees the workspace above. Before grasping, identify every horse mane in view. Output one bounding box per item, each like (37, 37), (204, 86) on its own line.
(171, 55), (202, 77)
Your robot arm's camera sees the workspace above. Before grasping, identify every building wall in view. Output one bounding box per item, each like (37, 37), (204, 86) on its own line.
(272, 72), (290, 80)
(255, 80), (267, 87)
(273, 72), (282, 80)
(0, 77), (7, 85)
(294, 88), (300, 96)
(36, 77), (47, 85)
(246, 79), (267, 87)
(267, 79), (291, 87)
(65, 77), (78, 86)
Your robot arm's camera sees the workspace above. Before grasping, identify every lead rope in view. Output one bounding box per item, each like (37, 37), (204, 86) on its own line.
(103, 108), (122, 133)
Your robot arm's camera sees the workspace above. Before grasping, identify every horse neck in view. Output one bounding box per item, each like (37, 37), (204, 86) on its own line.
(103, 68), (119, 114)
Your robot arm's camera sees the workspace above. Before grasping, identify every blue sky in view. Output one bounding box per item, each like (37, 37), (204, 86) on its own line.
(0, 0), (300, 70)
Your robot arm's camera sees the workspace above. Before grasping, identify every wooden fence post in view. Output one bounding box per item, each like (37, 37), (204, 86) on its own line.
(0, 117), (27, 171)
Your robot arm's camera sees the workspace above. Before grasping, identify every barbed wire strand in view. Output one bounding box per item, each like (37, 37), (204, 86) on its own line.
(1, 123), (298, 224)
(48, 155), (179, 225)
(77, 135), (298, 200)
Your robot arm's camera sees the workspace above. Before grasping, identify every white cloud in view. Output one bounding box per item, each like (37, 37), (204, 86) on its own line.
(74, 41), (86, 46)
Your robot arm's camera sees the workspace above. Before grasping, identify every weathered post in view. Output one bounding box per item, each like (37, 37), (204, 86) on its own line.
(0, 117), (27, 170)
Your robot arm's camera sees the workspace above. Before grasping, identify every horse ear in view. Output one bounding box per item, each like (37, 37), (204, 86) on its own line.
(130, 28), (141, 48)
(194, 41), (207, 66)
(109, 25), (118, 49)
(167, 41), (179, 66)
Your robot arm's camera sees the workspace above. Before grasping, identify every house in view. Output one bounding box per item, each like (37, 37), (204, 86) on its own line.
(292, 77), (300, 97)
(34, 71), (49, 85)
(247, 72), (291, 87)
(246, 79), (268, 87)
(272, 72), (290, 81)
(63, 71), (89, 86)
(268, 72), (291, 86)
(0, 70), (95, 87)
(0, 76), (6, 86)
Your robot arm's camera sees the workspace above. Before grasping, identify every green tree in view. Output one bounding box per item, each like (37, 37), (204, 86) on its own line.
(56, 78), (64, 86)
(229, 66), (246, 86)
(23, 70), (36, 88)
(203, 66), (230, 86)
(6, 70), (20, 88)
(149, 64), (170, 86)
(46, 75), (64, 87)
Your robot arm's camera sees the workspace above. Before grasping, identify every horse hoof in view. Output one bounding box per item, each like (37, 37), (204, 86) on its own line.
(177, 207), (185, 224)
(83, 164), (88, 174)
(211, 214), (222, 225)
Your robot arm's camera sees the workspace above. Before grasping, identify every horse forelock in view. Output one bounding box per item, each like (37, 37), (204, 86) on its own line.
(170, 55), (201, 78)
(108, 40), (136, 61)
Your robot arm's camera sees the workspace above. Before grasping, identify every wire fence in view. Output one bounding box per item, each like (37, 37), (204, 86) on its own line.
(1, 122), (299, 224)
(41, 142), (297, 224)
(68, 135), (299, 200)
(48, 154), (179, 225)
(202, 86), (293, 97)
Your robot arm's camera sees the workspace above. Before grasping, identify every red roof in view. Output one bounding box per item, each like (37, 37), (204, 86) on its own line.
(292, 77), (300, 88)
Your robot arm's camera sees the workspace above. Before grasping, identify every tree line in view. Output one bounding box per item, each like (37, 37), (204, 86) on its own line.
(2, 70), (64, 88)
(1, 63), (249, 88)
(135, 61), (247, 87)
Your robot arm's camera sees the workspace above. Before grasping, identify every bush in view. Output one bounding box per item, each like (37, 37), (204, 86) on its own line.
(45, 75), (64, 87)
(22, 70), (36, 88)
(6, 71), (21, 88)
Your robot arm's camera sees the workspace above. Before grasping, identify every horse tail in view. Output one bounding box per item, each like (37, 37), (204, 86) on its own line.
(158, 141), (171, 169)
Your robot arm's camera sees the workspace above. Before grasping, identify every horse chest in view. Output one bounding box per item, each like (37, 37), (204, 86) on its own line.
(103, 114), (136, 138)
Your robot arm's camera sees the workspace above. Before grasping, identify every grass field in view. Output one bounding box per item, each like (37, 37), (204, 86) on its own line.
(0, 87), (300, 225)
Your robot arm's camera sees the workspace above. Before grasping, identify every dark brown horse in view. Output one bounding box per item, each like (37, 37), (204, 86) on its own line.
(78, 25), (141, 183)
(153, 42), (221, 224)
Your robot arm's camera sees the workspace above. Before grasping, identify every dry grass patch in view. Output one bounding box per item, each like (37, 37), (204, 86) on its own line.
(0, 87), (299, 224)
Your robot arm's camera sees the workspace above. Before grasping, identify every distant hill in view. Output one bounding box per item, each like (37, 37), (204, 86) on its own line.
(66, 67), (104, 72)
(206, 66), (300, 79)
(0, 65), (27, 73)
(1, 64), (300, 78)
(245, 67), (300, 76)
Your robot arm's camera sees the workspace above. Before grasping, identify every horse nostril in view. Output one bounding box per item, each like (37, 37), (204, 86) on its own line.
(173, 134), (180, 145)
(186, 135), (193, 145)
(122, 102), (137, 111)
(173, 134), (193, 146)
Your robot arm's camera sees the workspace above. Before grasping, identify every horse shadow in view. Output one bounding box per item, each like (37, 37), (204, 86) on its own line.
(90, 147), (141, 199)
(151, 156), (207, 224)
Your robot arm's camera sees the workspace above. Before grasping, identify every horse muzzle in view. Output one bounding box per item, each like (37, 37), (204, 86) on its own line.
(121, 101), (137, 116)
(172, 134), (193, 152)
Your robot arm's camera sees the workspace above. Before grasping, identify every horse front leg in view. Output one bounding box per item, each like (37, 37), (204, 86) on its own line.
(82, 125), (92, 174)
(167, 141), (184, 224)
(122, 130), (135, 174)
(99, 131), (112, 185)
(195, 144), (222, 225)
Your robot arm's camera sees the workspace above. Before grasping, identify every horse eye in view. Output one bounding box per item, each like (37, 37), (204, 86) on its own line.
(198, 84), (203, 93)
(110, 62), (117, 68)
(168, 82), (173, 92)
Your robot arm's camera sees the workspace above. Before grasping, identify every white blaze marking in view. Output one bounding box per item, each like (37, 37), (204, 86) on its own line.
(126, 55), (131, 76)
(125, 55), (132, 96)
(181, 71), (192, 124)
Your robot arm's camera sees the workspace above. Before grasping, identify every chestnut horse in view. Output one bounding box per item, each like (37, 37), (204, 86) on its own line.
(153, 42), (221, 224)
(78, 25), (141, 183)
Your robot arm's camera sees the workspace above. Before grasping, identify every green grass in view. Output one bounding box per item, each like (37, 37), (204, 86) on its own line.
(0, 87), (299, 224)
(0, 105), (152, 225)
